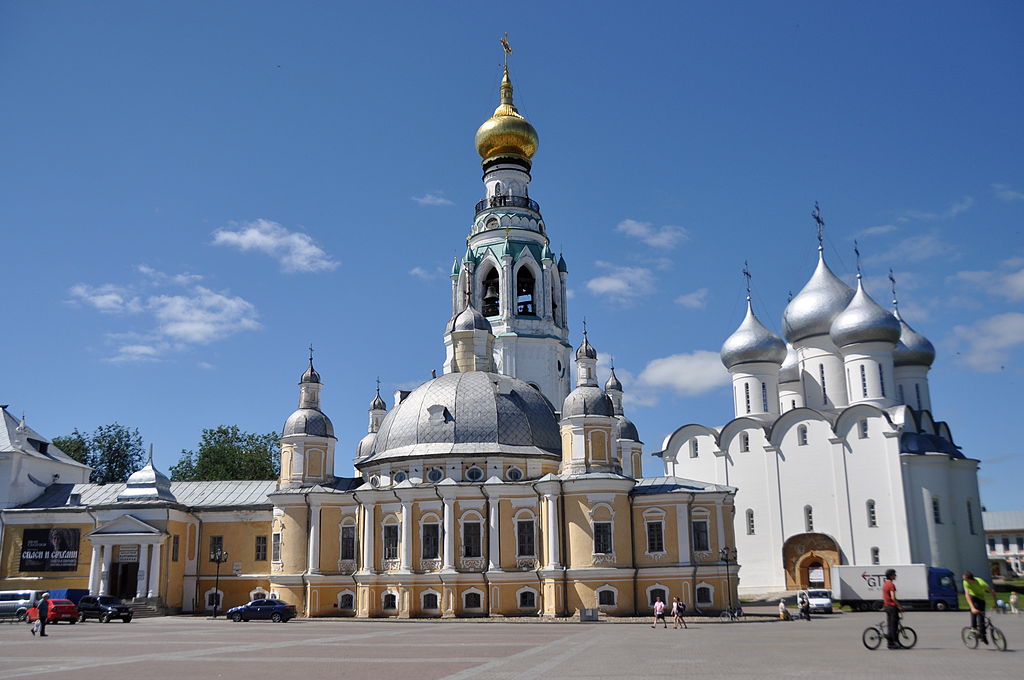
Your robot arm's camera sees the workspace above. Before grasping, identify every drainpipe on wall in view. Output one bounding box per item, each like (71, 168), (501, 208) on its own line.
(628, 493), (638, 616)
(558, 479), (567, 617)
(194, 515), (203, 615)
(302, 493), (312, 618)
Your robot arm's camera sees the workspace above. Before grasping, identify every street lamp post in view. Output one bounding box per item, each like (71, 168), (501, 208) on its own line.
(720, 546), (737, 613)
(211, 549), (229, 619)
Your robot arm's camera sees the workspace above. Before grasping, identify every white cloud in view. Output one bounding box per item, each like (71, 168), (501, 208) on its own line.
(950, 262), (1024, 302)
(137, 264), (202, 286)
(675, 288), (709, 309)
(865, 233), (954, 266)
(107, 344), (162, 363)
(947, 196), (974, 217)
(857, 224), (898, 237)
(900, 196), (974, 222)
(636, 350), (730, 397)
(615, 219), (689, 249)
(409, 266), (447, 281)
(953, 312), (1024, 372)
(585, 262), (655, 304)
(412, 192), (455, 206)
(148, 286), (259, 344)
(68, 284), (143, 314)
(212, 219), (338, 273)
(992, 184), (1024, 202)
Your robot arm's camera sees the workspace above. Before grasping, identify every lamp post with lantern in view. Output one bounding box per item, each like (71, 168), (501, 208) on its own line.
(210, 548), (229, 618)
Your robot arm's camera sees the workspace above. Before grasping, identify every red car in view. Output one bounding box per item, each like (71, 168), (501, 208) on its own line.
(27, 599), (79, 624)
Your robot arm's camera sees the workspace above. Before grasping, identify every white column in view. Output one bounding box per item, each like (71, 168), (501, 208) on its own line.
(400, 501), (413, 571)
(148, 543), (162, 598)
(676, 504), (691, 565)
(308, 501), (322, 574)
(88, 543), (101, 594)
(99, 545), (113, 596)
(361, 504), (375, 572)
(488, 498), (501, 571)
(545, 494), (560, 569)
(132, 545), (143, 598)
(442, 497), (455, 571)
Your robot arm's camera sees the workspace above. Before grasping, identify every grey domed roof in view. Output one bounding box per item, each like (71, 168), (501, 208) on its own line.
(370, 390), (387, 411)
(721, 301), (787, 369)
(449, 304), (492, 333)
(562, 385), (614, 417)
(283, 408), (335, 438)
(782, 251), (854, 344)
(356, 432), (376, 460)
(779, 345), (799, 383)
(366, 371), (560, 462)
(893, 310), (936, 367)
(615, 415), (640, 442)
(118, 460), (176, 502)
(301, 359), (321, 384)
(605, 367), (623, 392)
(829, 279), (901, 348)
(576, 332), (597, 359)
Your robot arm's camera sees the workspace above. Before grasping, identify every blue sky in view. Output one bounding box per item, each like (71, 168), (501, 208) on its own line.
(3, 1), (1023, 508)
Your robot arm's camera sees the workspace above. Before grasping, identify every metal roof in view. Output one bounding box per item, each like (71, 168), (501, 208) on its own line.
(983, 510), (1024, 532)
(0, 406), (89, 470)
(15, 480), (278, 510)
(631, 476), (736, 495)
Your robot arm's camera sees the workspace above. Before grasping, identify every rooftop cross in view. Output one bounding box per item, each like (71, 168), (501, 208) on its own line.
(854, 239), (862, 278)
(500, 32), (512, 68)
(308, 344), (315, 362)
(742, 260), (752, 300)
(889, 268), (899, 308)
(812, 201), (825, 249)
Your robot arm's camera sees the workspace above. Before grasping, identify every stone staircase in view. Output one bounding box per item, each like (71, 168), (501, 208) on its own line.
(128, 598), (169, 618)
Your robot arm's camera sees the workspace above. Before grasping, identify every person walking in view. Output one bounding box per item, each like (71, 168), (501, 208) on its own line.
(651, 596), (667, 629)
(32, 593), (50, 637)
(671, 596), (688, 629)
(798, 592), (811, 621)
(963, 571), (996, 645)
(882, 569), (903, 650)
(1009, 590), (1019, 616)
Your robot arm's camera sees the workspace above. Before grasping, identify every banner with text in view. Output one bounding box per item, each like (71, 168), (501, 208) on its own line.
(19, 528), (80, 572)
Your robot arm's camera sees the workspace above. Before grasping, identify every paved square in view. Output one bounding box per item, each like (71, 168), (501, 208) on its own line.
(0, 612), (1020, 679)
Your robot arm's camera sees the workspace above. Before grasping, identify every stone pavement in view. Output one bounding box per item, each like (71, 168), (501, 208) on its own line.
(0, 610), (1020, 679)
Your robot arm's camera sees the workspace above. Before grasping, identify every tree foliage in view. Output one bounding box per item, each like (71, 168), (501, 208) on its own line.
(170, 425), (280, 481)
(53, 423), (146, 483)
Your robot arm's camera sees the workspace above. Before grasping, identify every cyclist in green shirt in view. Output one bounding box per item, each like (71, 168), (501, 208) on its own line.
(962, 571), (996, 644)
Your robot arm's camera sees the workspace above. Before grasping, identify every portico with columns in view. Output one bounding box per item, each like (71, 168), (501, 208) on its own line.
(85, 515), (167, 600)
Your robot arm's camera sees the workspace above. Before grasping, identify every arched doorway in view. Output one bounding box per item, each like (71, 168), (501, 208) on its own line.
(782, 533), (840, 590)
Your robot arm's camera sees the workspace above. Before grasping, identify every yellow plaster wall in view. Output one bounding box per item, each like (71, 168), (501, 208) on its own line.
(276, 506), (307, 573)
(199, 519), (273, 575)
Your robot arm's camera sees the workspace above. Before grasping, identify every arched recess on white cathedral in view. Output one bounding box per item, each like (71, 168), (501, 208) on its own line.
(833, 403), (896, 445)
(767, 407), (836, 450)
(719, 418), (770, 459)
(512, 259), (540, 317)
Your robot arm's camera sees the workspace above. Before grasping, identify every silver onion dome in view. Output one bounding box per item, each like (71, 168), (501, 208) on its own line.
(283, 408), (335, 438)
(893, 309), (936, 367)
(355, 432), (376, 461)
(118, 459), (176, 502)
(779, 345), (799, 383)
(721, 301), (787, 369)
(576, 332), (597, 360)
(449, 304), (492, 333)
(829, 279), (901, 348)
(300, 359), (321, 384)
(562, 385), (614, 417)
(615, 414), (640, 442)
(605, 367), (623, 392)
(782, 251), (855, 344)
(370, 391), (387, 411)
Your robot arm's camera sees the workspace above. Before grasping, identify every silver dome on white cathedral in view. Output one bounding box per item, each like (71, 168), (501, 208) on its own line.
(829, 278), (901, 348)
(448, 303), (492, 333)
(779, 345), (799, 383)
(782, 250), (855, 344)
(893, 309), (936, 367)
(721, 300), (787, 369)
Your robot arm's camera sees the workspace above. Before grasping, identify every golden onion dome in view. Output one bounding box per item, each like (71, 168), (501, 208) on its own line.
(475, 66), (539, 164)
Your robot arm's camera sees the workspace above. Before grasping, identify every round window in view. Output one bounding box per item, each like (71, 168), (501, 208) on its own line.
(369, 475), (381, 488)
(506, 467), (523, 482)
(393, 471), (407, 484)
(427, 467), (444, 483)
(466, 466), (483, 482)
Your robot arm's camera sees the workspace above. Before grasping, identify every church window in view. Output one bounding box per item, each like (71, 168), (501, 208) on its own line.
(804, 505), (814, 532)
(650, 588), (667, 606)
(860, 365), (868, 398)
(761, 382), (769, 412)
(482, 268), (500, 316)
(746, 509), (755, 535)
(691, 520), (710, 552)
(931, 497), (942, 524)
(915, 384), (922, 410)
(384, 525), (400, 560)
(506, 466), (523, 481)
(739, 433), (750, 453)
(966, 501), (976, 535)
(272, 533), (281, 562)
(690, 439), (699, 458)
(871, 547), (880, 565)
(339, 593), (354, 609)
(206, 591), (222, 609)
(422, 523), (440, 560)
(867, 500), (877, 527)
(858, 419), (869, 439)
(519, 590), (536, 609)
(465, 466), (484, 482)
(744, 383), (751, 414)
(988, 538), (995, 552)
(209, 535), (224, 561)
(427, 467), (444, 483)
(598, 589), (616, 606)
(695, 586), (712, 606)
(171, 535), (179, 562)
(878, 364), (886, 397)
(383, 592), (397, 610)
(646, 521), (665, 554)
(899, 385), (905, 403)
(517, 519), (536, 557)
(340, 526), (356, 561)
(393, 470), (407, 484)
(797, 425), (808, 446)
(463, 521), (482, 558)
(422, 592), (439, 610)
(255, 535), (267, 561)
(464, 591), (482, 609)
(819, 364), (828, 404)
(594, 522), (613, 554)
(515, 267), (536, 315)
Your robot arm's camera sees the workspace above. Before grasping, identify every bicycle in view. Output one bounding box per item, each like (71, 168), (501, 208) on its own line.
(719, 605), (744, 621)
(961, 616), (1007, 651)
(862, 613), (917, 650)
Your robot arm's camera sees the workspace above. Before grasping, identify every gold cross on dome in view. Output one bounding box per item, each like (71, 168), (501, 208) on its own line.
(500, 33), (512, 67)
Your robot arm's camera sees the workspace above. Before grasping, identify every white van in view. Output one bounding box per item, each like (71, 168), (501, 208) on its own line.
(0, 590), (43, 621)
(800, 589), (834, 614)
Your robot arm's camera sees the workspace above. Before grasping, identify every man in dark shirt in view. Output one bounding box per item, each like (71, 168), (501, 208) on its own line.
(34, 593), (50, 637)
(882, 569), (902, 649)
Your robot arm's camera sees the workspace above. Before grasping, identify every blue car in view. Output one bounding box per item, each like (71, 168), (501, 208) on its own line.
(226, 599), (297, 622)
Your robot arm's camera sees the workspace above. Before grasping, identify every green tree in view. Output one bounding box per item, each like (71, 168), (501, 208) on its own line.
(52, 428), (91, 465)
(89, 423), (146, 484)
(171, 425), (280, 481)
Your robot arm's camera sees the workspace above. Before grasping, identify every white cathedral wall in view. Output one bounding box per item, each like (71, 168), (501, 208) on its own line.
(493, 335), (570, 407)
(796, 337), (849, 410)
(724, 427), (781, 593)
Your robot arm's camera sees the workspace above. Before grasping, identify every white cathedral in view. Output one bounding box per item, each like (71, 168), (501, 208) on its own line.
(657, 243), (989, 594)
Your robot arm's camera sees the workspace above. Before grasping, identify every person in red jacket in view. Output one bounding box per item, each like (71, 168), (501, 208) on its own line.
(882, 570), (903, 649)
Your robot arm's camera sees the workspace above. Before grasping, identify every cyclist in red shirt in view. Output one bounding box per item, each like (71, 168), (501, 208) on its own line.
(882, 569), (903, 649)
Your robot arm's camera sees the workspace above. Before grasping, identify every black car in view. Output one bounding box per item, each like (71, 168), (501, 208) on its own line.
(226, 599), (297, 622)
(77, 595), (133, 623)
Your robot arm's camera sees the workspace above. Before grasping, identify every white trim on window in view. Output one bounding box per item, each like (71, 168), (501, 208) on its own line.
(420, 588), (441, 612)
(644, 583), (669, 607)
(462, 587), (485, 611)
(515, 586), (539, 611)
(381, 589), (399, 611)
(203, 588), (223, 611)
(248, 588), (268, 601)
(337, 589), (356, 610)
(596, 583), (618, 609)
(695, 581), (714, 606)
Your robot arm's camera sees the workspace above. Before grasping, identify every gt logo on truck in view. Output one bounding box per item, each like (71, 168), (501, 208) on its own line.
(860, 572), (886, 589)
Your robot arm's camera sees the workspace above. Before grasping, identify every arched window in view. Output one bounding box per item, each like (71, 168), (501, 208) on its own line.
(383, 592), (397, 610)
(739, 432), (750, 453)
(338, 592), (354, 609)
(649, 588), (667, 606)
(744, 383), (751, 414)
(761, 382), (769, 412)
(551, 283), (558, 324)
(858, 419), (869, 439)
(797, 425), (808, 446)
(860, 365), (868, 398)
(866, 500), (877, 527)
(871, 547), (880, 565)
(804, 505), (814, 532)
(515, 267), (536, 315)
(463, 590), (483, 610)
(819, 364), (828, 404)
(931, 497), (942, 524)
(915, 384), (922, 410)
(598, 589), (616, 606)
(482, 268), (500, 316)
(878, 364), (886, 397)
(518, 588), (537, 609)
(690, 439), (699, 458)
(422, 591), (439, 610)
(746, 509), (755, 535)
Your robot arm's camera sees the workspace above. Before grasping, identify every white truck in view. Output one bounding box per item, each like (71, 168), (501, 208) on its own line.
(829, 564), (959, 611)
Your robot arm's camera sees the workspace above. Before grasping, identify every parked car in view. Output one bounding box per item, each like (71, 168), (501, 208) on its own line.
(0, 590), (43, 621)
(226, 599), (297, 623)
(76, 595), (133, 623)
(27, 598), (79, 624)
(799, 589), (834, 614)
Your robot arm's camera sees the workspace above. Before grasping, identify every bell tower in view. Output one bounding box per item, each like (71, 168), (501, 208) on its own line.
(451, 46), (571, 407)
